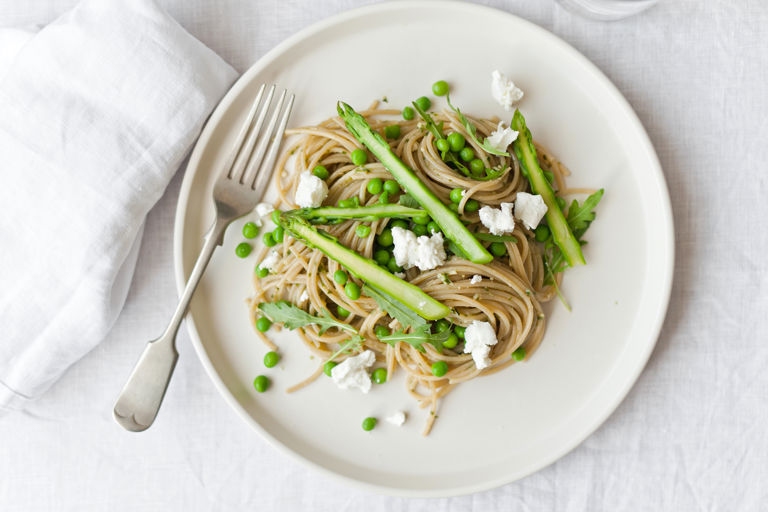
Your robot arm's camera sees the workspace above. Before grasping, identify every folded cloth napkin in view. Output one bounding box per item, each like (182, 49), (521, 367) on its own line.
(0, 0), (237, 412)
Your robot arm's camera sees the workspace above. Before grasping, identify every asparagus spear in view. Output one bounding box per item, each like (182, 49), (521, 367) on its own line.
(288, 204), (428, 224)
(337, 102), (492, 264)
(511, 109), (585, 266)
(279, 214), (450, 320)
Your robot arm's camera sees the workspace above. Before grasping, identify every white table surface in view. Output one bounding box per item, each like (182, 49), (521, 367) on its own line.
(2, 0), (767, 510)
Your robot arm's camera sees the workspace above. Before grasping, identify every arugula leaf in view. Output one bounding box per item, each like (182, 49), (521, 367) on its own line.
(566, 189), (604, 239)
(380, 325), (451, 353)
(473, 233), (518, 243)
(325, 335), (364, 362)
(258, 301), (358, 334)
(362, 284), (427, 329)
(446, 94), (509, 157)
(398, 193), (420, 208)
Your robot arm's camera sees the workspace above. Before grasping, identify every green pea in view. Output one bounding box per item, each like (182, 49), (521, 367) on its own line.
(414, 96), (431, 111)
(350, 148), (367, 166)
(338, 198), (355, 208)
(556, 196), (566, 210)
(447, 202), (459, 213)
(449, 188), (464, 204)
(459, 147), (475, 162)
(256, 267), (269, 278)
(235, 242), (252, 258)
(253, 375), (270, 392)
(447, 132), (466, 152)
(389, 219), (407, 230)
(263, 351), (279, 368)
(383, 179), (400, 195)
(271, 210), (281, 224)
(333, 270), (348, 285)
(378, 228), (394, 246)
(356, 224), (371, 238)
(412, 214), (430, 225)
(345, 282), (361, 300)
(378, 190), (389, 204)
(370, 249), (392, 267)
(242, 222), (259, 239)
(402, 106), (415, 120)
(387, 258), (402, 273)
(374, 325), (391, 338)
(469, 158), (485, 175)
(256, 316), (272, 332)
(535, 225), (551, 242)
(412, 224), (427, 236)
(362, 417), (377, 431)
(337, 305), (350, 318)
(442, 333), (459, 349)
(263, 232), (276, 247)
(435, 139), (450, 153)
(372, 368), (387, 384)
(454, 325), (466, 339)
(384, 125), (401, 139)
(490, 242), (507, 256)
(512, 347), (526, 361)
(427, 221), (440, 234)
(464, 199), (480, 212)
(324, 361), (337, 377)
(431, 361), (448, 377)
(366, 178), (383, 195)
(272, 226), (284, 243)
(312, 165), (329, 180)
(432, 80), (449, 96)
(434, 319), (451, 333)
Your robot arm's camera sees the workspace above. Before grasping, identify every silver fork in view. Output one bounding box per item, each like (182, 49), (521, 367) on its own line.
(113, 84), (294, 432)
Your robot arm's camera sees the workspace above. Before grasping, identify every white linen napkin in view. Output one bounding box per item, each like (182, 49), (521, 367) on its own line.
(0, 0), (238, 412)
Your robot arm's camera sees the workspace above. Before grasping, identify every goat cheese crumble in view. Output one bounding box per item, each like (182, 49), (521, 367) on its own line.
(385, 411), (406, 427)
(463, 321), (498, 370)
(260, 249), (280, 271)
(485, 121), (519, 152)
(298, 290), (309, 304)
(478, 202), (515, 235)
(514, 192), (548, 230)
(391, 227), (446, 271)
(490, 70), (524, 111)
(253, 202), (274, 226)
(294, 170), (328, 208)
(330, 350), (376, 393)
(470, 275), (483, 284)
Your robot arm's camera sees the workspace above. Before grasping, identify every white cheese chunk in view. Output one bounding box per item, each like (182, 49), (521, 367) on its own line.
(490, 70), (524, 111)
(253, 202), (274, 227)
(485, 121), (519, 152)
(260, 249), (280, 271)
(463, 321), (498, 370)
(298, 290), (309, 304)
(385, 411), (406, 427)
(478, 202), (515, 235)
(514, 192), (548, 230)
(470, 275), (483, 284)
(391, 227), (446, 271)
(330, 350), (376, 393)
(294, 170), (328, 208)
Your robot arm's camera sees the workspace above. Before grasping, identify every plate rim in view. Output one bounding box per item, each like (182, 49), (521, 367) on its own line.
(173, 0), (674, 497)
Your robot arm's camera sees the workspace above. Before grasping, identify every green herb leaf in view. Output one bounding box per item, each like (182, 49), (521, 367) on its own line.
(565, 189), (604, 239)
(258, 301), (358, 334)
(363, 284), (427, 329)
(398, 193), (420, 208)
(446, 94), (509, 157)
(473, 233), (518, 243)
(380, 324), (451, 353)
(325, 335), (364, 362)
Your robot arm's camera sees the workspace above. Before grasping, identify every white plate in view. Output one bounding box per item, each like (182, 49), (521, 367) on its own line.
(174, 1), (673, 497)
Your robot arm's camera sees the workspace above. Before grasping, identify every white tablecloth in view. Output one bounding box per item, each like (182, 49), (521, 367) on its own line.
(1, 1), (766, 510)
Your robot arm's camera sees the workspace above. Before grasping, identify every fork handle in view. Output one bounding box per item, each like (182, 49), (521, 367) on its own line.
(113, 214), (229, 431)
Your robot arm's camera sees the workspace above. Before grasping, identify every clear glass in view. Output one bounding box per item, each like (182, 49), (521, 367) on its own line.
(555, 0), (659, 20)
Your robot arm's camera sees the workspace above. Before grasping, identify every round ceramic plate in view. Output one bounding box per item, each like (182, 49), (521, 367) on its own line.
(174, 1), (673, 497)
